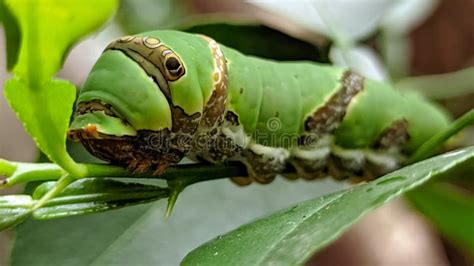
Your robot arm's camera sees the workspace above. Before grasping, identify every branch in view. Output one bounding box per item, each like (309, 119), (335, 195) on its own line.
(0, 159), (249, 230)
(0, 159), (248, 189)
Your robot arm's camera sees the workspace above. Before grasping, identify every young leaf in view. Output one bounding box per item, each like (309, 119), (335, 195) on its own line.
(32, 178), (169, 219)
(5, 78), (85, 176)
(10, 174), (343, 265)
(3, 0), (117, 176)
(182, 147), (474, 266)
(0, 179), (168, 230)
(5, 0), (118, 83)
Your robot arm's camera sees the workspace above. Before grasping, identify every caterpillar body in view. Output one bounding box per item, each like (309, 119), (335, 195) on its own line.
(69, 30), (450, 185)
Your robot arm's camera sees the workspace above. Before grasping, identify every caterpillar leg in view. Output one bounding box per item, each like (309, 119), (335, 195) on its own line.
(287, 136), (332, 180)
(192, 136), (289, 185)
(329, 147), (401, 181)
(327, 147), (365, 180)
(287, 134), (403, 181)
(197, 120), (290, 185)
(236, 142), (290, 184)
(193, 130), (291, 184)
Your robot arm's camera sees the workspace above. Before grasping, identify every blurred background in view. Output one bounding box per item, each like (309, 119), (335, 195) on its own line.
(1, 0), (473, 265)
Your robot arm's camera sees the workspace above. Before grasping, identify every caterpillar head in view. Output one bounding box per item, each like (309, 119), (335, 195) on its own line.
(68, 32), (217, 172)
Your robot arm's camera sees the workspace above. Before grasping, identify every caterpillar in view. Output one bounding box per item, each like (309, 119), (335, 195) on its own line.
(68, 30), (451, 185)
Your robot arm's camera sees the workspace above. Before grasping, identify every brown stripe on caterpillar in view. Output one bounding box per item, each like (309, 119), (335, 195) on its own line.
(303, 71), (364, 139)
(185, 35), (231, 164)
(373, 119), (410, 149)
(199, 35), (229, 129)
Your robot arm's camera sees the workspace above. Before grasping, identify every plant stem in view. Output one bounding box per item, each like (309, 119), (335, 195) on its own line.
(408, 109), (474, 164)
(0, 159), (17, 177)
(0, 162), (66, 187)
(0, 160), (249, 188)
(32, 174), (75, 210)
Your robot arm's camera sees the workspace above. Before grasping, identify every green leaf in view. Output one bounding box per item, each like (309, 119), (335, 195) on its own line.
(5, 0), (118, 83)
(0, 195), (33, 231)
(32, 178), (169, 219)
(8, 148), (473, 265)
(408, 183), (474, 257)
(5, 78), (86, 176)
(0, 179), (168, 230)
(182, 147), (474, 265)
(10, 174), (344, 265)
(3, 0), (117, 176)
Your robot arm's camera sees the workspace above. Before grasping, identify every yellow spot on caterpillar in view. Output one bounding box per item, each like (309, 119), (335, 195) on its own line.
(213, 72), (220, 82)
(143, 37), (161, 48)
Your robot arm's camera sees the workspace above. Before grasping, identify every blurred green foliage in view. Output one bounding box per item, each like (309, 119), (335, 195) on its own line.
(116, 0), (185, 33)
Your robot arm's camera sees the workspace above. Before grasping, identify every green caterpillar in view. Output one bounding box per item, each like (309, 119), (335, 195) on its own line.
(69, 30), (451, 185)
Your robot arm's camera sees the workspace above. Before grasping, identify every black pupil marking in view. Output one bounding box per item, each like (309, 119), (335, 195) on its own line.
(165, 57), (181, 73)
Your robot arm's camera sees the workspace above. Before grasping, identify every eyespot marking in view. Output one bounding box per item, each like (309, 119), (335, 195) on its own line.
(143, 37), (161, 48)
(165, 57), (180, 70)
(164, 57), (184, 78)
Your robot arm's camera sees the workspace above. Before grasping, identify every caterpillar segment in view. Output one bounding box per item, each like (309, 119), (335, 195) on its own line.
(69, 30), (451, 185)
